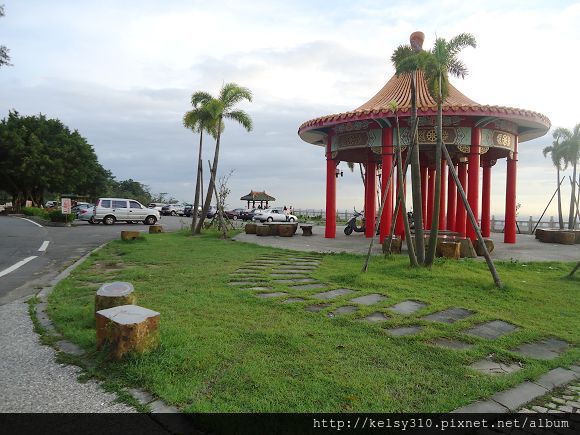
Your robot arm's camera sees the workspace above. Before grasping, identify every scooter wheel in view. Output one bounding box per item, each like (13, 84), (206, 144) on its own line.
(344, 226), (353, 235)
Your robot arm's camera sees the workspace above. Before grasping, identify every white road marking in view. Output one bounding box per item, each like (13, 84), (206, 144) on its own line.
(38, 241), (50, 252)
(19, 217), (43, 228)
(0, 256), (38, 278)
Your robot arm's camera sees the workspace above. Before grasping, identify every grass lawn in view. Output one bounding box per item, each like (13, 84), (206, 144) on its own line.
(47, 230), (579, 413)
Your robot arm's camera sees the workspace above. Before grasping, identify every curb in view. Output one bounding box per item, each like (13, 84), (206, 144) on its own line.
(30, 242), (196, 433)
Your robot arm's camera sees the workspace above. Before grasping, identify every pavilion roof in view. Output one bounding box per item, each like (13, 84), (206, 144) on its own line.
(240, 191), (275, 201)
(299, 70), (550, 143)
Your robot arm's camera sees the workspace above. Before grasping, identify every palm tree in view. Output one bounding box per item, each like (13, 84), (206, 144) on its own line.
(559, 124), (580, 229)
(183, 92), (220, 235)
(543, 130), (568, 229)
(391, 42), (427, 264)
(422, 33), (476, 266)
(195, 83), (253, 233)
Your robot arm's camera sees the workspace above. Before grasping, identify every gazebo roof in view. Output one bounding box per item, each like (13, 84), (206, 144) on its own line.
(299, 69), (551, 144)
(240, 190), (276, 201)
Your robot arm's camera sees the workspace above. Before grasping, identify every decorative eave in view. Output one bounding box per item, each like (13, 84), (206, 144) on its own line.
(240, 190), (276, 202)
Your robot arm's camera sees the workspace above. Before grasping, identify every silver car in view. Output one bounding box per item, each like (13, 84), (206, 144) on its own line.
(253, 208), (297, 223)
(94, 198), (160, 225)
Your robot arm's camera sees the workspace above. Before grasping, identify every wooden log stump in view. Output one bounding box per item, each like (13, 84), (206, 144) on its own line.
(300, 225), (313, 236)
(96, 304), (160, 360)
(121, 230), (141, 241)
(474, 238), (495, 256)
(440, 241), (461, 259)
(266, 223), (279, 236)
(291, 223), (298, 234)
(535, 228), (545, 240)
(256, 225), (271, 236)
(382, 236), (402, 254)
(278, 224), (295, 237)
(538, 229), (557, 243)
(148, 225), (163, 234)
(455, 238), (477, 258)
(245, 223), (257, 234)
(572, 230), (580, 244)
(95, 282), (136, 313)
(554, 231), (576, 245)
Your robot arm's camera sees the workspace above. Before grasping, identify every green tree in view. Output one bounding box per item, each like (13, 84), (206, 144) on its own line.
(106, 178), (152, 206)
(558, 124), (580, 229)
(543, 130), (568, 229)
(422, 33), (476, 266)
(0, 5), (11, 68)
(183, 91), (221, 234)
(195, 83), (253, 234)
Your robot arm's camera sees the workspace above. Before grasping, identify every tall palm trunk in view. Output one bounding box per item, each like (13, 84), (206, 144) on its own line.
(569, 162), (578, 229)
(556, 166), (564, 229)
(409, 72), (425, 264)
(196, 116), (223, 233)
(425, 76), (443, 266)
(191, 130), (204, 235)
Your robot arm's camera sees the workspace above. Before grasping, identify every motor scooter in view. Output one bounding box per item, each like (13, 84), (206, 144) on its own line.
(344, 210), (366, 235)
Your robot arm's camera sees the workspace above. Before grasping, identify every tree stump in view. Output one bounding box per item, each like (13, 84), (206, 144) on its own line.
(474, 238), (495, 256)
(278, 224), (295, 237)
(121, 231), (141, 241)
(96, 304), (160, 360)
(554, 231), (576, 245)
(148, 225), (163, 234)
(440, 241), (461, 259)
(245, 223), (257, 234)
(538, 229), (557, 243)
(382, 236), (402, 254)
(256, 225), (271, 236)
(455, 238), (477, 258)
(266, 223), (279, 236)
(95, 282), (136, 313)
(300, 225), (313, 236)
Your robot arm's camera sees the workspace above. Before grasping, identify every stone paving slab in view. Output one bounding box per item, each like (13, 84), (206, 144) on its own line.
(360, 312), (390, 323)
(311, 288), (355, 300)
(273, 278), (318, 284)
(534, 368), (578, 390)
(388, 300), (427, 315)
(305, 304), (330, 312)
(290, 283), (327, 290)
(270, 273), (309, 278)
(328, 306), (358, 317)
(422, 307), (475, 323)
(452, 400), (508, 413)
(490, 381), (549, 411)
(277, 265), (317, 270)
(469, 359), (522, 375)
(257, 292), (288, 298)
(271, 269), (312, 274)
(247, 286), (272, 291)
(431, 338), (473, 350)
(464, 320), (519, 340)
(511, 338), (569, 360)
(350, 293), (387, 306)
(228, 281), (262, 286)
(384, 326), (422, 337)
(282, 298), (305, 303)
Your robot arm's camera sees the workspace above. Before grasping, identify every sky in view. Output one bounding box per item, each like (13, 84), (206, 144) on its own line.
(1, 0), (580, 218)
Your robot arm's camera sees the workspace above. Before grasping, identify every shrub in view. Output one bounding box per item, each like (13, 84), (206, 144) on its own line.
(22, 207), (49, 219)
(48, 209), (75, 223)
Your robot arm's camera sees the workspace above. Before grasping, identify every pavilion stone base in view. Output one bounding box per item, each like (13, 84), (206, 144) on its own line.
(96, 304), (159, 360)
(95, 282), (136, 312)
(121, 231), (141, 241)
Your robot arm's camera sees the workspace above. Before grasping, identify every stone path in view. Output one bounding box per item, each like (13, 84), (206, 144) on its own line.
(230, 252), (578, 413)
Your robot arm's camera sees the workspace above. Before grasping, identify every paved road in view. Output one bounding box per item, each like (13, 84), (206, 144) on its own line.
(0, 215), (190, 305)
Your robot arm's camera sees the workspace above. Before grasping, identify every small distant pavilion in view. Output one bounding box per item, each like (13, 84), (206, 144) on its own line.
(241, 190), (276, 209)
(298, 32), (550, 244)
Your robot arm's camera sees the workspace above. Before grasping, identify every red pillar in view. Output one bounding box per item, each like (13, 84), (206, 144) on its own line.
(364, 156), (377, 238)
(447, 164), (457, 231)
(438, 158), (447, 230)
(466, 128), (480, 241)
(325, 133), (336, 238)
(380, 128), (394, 243)
(504, 137), (518, 243)
(481, 163), (492, 237)
(455, 161), (467, 237)
(395, 172), (406, 239)
(427, 167), (435, 229)
(421, 165), (428, 226)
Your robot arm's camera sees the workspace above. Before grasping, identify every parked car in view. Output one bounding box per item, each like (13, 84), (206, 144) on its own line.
(148, 203), (166, 213)
(224, 208), (247, 220)
(207, 206), (217, 219)
(78, 207), (96, 224)
(253, 208), (297, 223)
(45, 200), (59, 208)
(93, 198), (159, 225)
(161, 203), (186, 216)
(240, 208), (259, 221)
(72, 203), (93, 218)
(183, 204), (202, 217)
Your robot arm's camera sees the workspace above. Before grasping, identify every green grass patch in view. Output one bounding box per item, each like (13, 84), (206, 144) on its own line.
(48, 230), (580, 412)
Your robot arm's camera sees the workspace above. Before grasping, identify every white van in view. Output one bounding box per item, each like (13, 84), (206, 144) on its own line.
(93, 198), (160, 225)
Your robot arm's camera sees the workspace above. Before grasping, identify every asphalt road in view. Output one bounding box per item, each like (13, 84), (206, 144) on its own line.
(0, 215), (191, 305)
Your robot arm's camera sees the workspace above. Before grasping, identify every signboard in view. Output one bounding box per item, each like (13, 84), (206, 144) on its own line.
(61, 198), (72, 214)
(25, 200), (32, 207)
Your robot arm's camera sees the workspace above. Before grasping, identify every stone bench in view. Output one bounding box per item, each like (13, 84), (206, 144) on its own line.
(148, 225), (163, 234)
(256, 225), (271, 236)
(278, 224), (295, 237)
(96, 304), (160, 360)
(245, 223), (257, 234)
(121, 230), (141, 241)
(300, 225), (313, 236)
(536, 228), (580, 244)
(95, 282), (136, 312)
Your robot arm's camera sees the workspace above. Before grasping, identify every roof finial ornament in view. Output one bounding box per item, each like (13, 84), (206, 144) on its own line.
(410, 31), (425, 52)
